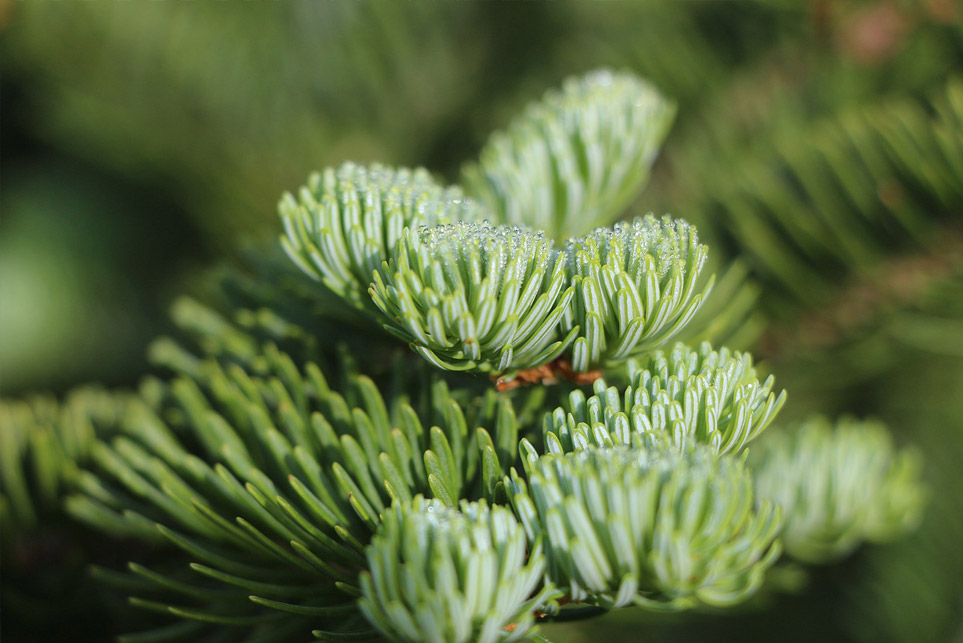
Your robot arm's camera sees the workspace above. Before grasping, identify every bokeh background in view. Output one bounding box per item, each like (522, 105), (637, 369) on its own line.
(2, 1), (962, 641)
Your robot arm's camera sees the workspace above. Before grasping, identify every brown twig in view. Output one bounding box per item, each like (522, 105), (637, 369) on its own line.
(493, 359), (604, 392)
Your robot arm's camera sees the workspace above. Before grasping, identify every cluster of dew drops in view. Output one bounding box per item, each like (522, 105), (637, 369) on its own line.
(565, 215), (692, 281)
(417, 221), (551, 281)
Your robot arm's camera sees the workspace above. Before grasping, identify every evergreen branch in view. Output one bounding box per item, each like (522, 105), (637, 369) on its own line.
(68, 303), (525, 639)
(368, 215), (712, 378)
(280, 162), (482, 312)
(507, 446), (782, 610)
(563, 215), (711, 371)
(278, 75), (713, 379)
(534, 342), (786, 457)
(0, 388), (128, 540)
(359, 496), (560, 643)
(3, 6), (950, 642)
(0, 388), (139, 639)
(370, 222), (576, 375)
(692, 76), (963, 309)
(749, 416), (927, 564)
(462, 69), (676, 241)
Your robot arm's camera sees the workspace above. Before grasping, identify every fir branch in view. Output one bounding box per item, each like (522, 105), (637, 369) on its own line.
(0, 387), (128, 540)
(0, 388), (136, 640)
(692, 76), (963, 309)
(749, 416), (927, 564)
(280, 162), (482, 312)
(3, 7), (951, 642)
(508, 446), (782, 610)
(370, 222), (576, 375)
(462, 69), (676, 242)
(69, 304), (525, 639)
(533, 342), (785, 457)
(368, 215), (713, 378)
(563, 215), (711, 372)
(359, 496), (559, 643)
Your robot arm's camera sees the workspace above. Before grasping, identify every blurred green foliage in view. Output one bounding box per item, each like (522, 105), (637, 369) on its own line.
(2, 1), (961, 642)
